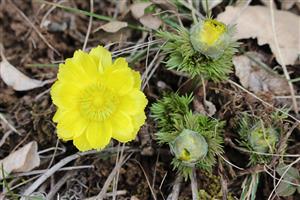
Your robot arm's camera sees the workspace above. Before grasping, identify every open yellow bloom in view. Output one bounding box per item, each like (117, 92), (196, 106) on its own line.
(199, 19), (226, 46)
(190, 18), (228, 58)
(51, 46), (148, 151)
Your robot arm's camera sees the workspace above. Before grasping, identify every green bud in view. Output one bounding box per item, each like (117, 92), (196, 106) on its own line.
(170, 129), (208, 164)
(190, 18), (230, 58)
(248, 126), (278, 153)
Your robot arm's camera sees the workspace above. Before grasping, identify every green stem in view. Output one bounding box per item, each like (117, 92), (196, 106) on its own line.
(34, 0), (148, 32)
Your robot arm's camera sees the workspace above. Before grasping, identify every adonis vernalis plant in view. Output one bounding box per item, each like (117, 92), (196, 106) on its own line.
(157, 18), (238, 81)
(51, 46), (148, 151)
(151, 93), (224, 179)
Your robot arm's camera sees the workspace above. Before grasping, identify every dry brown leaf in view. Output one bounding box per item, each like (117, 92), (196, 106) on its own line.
(193, 98), (216, 116)
(99, 21), (128, 33)
(139, 14), (162, 30)
(280, 0), (299, 10)
(202, 0), (222, 12)
(217, 6), (300, 65)
(259, 0), (276, 8)
(233, 54), (290, 95)
(0, 141), (40, 179)
(0, 59), (50, 91)
(130, 2), (152, 19)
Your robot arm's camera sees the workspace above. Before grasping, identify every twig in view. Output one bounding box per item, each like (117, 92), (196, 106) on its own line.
(112, 143), (125, 200)
(8, 165), (94, 179)
(9, 1), (60, 55)
(167, 174), (182, 200)
(218, 158), (228, 200)
(0, 130), (13, 148)
(190, 168), (198, 200)
(133, 159), (158, 200)
(84, 190), (127, 200)
(96, 153), (132, 199)
(82, 0), (93, 51)
(0, 113), (22, 136)
(21, 147), (130, 198)
(46, 171), (74, 200)
(228, 80), (300, 123)
(142, 55), (165, 90)
(269, 0), (299, 115)
(267, 156), (300, 200)
(40, 0), (66, 28)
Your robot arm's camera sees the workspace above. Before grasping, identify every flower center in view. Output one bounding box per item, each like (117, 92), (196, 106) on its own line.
(79, 83), (118, 121)
(200, 19), (226, 46)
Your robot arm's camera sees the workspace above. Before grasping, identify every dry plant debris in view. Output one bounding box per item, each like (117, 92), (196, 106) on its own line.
(218, 5), (300, 65)
(0, 54), (52, 91)
(0, 141), (40, 179)
(233, 53), (290, 95)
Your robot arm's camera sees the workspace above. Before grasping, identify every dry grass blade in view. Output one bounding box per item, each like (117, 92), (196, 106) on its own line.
(267, 156), (300, 200)
(0, 113), (22, 136)
(82, 0), (94, 51)
(269, 0), (299, 115)
(96, 153), (132, 199)
(167, 174), (182, 200)
(46, 171), (74, 199)
(21, 147), (130, 198)
(190, 168), (198, 200)
(133, 159), (158, 200)
(8, 1), (60, 55)
(228, 80), (300, 124)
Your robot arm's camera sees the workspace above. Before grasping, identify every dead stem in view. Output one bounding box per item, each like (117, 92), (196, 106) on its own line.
(190, 168), (198, 200)
(269, 0), (299, 115)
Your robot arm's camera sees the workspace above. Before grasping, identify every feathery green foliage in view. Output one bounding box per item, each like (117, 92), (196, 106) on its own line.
(238, 112), (286, 166)
(151, 93), (224, 179)
(150, 93), (193, 143)
(157, 25), (239, 81)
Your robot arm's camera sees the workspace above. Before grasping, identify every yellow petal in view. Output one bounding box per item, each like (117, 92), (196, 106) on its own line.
(51, 81), (79, 109)
(53, 108), (66, 123)
(73, 133), (92, 151)
(57, 59), (91, 87)
(102, 68), (134, 96)
(118, 90), (148, 115)
(86, 121), (112, 149)
(112, 57), (128, 69)
(131, 70), (142, 89)
(130, 111), (146, 139)
(56, 111), (87, 139)
(89, 46), (112, 70)
(72, 50), (99, 80)
(132, 111), (146, 131)
(110, 111), (134, 142)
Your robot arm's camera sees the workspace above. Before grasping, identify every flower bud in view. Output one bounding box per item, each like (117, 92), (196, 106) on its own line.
(248, 126), (278, 153)
(170, 129), (208, 164)
(190, 18), (229, 58)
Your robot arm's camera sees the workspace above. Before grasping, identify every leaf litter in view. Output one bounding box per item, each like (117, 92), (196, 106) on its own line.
(218, 5), (300, 65)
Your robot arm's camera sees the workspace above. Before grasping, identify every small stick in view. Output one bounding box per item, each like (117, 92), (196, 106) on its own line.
(9, 1), (60, 55)
(190, 168), (199, 200)
(167, 174), (182, 200)
(96, 153), (132, 199)
(46, 171), (74, 200)
(21, 147), (130, 198)
(82, 0), (94, 51)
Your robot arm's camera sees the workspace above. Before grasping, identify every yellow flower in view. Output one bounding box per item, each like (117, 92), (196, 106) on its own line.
(171, 129), (208, 164)
(190, 18), (228, 58)
(199, 19), (226, 46)
(51, 46), (148, 151)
